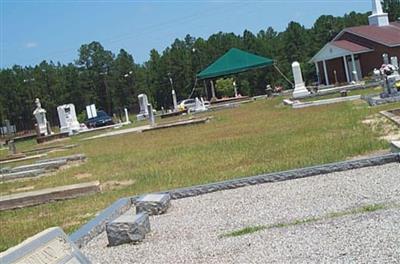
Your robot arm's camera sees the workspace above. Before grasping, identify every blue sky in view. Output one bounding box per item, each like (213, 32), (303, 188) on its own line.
(1, 0), (370, 68)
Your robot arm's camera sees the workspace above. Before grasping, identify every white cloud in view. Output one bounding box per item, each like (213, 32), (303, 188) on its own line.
(25, 42), (38, 48)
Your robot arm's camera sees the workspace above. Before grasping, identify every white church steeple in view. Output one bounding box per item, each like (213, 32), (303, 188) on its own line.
(369, 0), (390, 26)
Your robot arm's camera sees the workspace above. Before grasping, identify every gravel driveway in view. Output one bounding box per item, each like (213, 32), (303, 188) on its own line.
(82, 163), (400, 263)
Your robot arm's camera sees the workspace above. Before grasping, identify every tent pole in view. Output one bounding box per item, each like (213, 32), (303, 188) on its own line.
(203, 80), (208, 99)
(210, 80), (217, 101)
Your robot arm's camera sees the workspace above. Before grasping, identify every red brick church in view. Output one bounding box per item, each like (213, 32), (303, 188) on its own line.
(310, 0), (400, 85)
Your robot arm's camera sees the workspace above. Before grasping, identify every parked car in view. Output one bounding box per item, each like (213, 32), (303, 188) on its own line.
(85, 110), (114, 128)
(178, 99), (196, 111)
(177, 98), (211, 112)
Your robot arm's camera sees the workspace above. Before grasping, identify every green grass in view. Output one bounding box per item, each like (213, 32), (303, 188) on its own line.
(0, 97), (399, 251)
(220, 203), (396, 238)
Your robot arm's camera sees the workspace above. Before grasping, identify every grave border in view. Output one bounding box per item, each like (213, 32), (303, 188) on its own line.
(70, 152), (400, 248)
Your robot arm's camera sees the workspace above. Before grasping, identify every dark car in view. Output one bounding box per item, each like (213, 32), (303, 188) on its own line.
(85, 110), (114, 128)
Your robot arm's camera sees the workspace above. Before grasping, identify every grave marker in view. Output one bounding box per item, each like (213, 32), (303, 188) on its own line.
(106, 211), (150, 246)
(0, 181), (100, 211)
(136, 193), (171, 215)
(137, 94), (149, 120)
(292, 61), (310, 98)
(57, 104), (81, 135)
(0, 227), (91, 264)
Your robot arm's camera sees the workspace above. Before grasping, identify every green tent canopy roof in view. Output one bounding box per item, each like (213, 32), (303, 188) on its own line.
(197, 48), (274, 80)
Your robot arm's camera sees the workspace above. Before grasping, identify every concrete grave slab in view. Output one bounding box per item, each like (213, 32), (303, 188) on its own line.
(135, 193), (171, 215)
(0, 168), (46, 182)
(0, 181), (100, 211)
(0, 227), (91, 264)
(10, 159), (67, 173)
(36, 154), (86, 164)
(293, 95), (361, 109)
(0, 154), (47, 165)
(106, 211), (150, 246)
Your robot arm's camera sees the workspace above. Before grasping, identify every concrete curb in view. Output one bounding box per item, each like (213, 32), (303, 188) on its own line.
(70, 197), (132, 248)
(69, 153), (400, 248)
(165, 153), (399, 199)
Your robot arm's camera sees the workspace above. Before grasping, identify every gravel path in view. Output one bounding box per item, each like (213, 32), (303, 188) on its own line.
(83, 163), (400, 263)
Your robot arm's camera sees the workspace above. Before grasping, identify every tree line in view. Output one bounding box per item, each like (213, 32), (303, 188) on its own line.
(1, 1), (399, 130)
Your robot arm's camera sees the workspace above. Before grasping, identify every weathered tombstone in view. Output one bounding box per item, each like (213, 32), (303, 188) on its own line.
(58, 103), (80, 135)
(33, 98), (52, 136)
(106, 211), (150, 246)
(383, 53), (389, 65)
(147, 104), (155, 126)
(136, 193), (171, 215)
(5, 120), (12, 136)
(265, 84), (273, 97)
(292, 61), (310, 98)
(390, 56), (399, 75)
(8, 140), (16, 155)
(0, 227), (91, 263)
(137, 94), (149, 120)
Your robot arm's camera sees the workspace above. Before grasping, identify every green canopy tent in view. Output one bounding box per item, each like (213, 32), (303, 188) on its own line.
(196, 48), (274, 80)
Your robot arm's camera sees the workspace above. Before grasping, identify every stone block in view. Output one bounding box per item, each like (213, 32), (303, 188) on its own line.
(135, 193), (171, 215)
(0, 227), (91, 263)
(106, 211), (150, 246)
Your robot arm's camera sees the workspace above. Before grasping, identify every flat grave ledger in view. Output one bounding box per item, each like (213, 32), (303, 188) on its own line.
(0, 227), (91, 264)
(0, 169), (46, 182)
(10, 159), (67, 173)
(106, 211), (151, 246)
(135, 193), (171, 215)
(0, 181), (100, 211)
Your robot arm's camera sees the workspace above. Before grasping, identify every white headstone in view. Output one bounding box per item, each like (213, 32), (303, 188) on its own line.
(292, 61), (310, 98)
(33, 98), (49, 136)
(369, 0), (389, 26)
(124, 108), (131, 124)
(57, 104), (80, 135)
(138, 94), (149, 115)
(137, 94), (149, 121)
(86, 104), (97, 119)
(391, 56), (399, 75)
(172, 89), (178, 111)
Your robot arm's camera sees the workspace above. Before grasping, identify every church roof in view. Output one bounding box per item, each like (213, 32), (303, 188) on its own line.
(334, 23), (400, 47)
(332, 40), (371, 53)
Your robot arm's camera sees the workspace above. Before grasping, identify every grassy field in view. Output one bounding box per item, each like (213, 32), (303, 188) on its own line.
(0, 96), (399, 251)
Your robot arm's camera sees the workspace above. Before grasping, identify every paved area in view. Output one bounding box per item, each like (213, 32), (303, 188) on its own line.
(83, 163), (400, 263)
